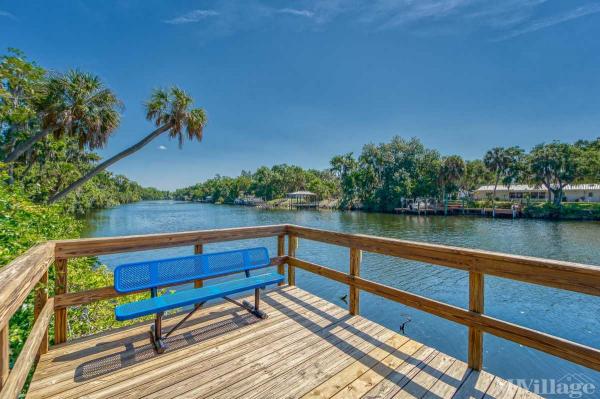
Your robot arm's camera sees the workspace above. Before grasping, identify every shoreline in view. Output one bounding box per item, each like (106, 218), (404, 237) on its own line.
(179, 199), (600, 221)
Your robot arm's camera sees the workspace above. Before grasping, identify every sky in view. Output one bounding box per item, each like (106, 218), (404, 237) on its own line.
(1, 0), (600, 190)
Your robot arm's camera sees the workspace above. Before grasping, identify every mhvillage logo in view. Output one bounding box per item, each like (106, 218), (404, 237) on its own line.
(509, 374), (596, 398)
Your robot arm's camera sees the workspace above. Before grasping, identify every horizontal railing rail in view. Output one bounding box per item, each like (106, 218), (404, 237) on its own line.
(286, 224), (600, 297)
(1, 223), (599, 397)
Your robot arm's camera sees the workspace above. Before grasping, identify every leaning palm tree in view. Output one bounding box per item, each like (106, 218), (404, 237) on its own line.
(48, 87), (207, 203)
(4, 70), (121, 163)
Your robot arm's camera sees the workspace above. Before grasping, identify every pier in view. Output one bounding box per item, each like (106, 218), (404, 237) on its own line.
(2, 224), (599, 398)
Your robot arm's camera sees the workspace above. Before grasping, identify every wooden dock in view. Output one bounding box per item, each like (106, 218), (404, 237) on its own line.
(2, 224), (600, 398)
(27, 286), (539, 399)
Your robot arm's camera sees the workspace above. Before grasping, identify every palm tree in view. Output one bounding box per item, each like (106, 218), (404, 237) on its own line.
(48, 87), (207, 203)
(4, 70), (121, 163)
(483, 147), (511, 210)
(440, 155), (465, 214)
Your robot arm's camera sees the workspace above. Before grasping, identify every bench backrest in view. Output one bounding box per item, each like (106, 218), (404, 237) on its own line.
(114, 247), (271, 293)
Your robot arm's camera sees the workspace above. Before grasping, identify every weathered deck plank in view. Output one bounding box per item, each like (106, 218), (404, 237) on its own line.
(27, 286), (541, 399)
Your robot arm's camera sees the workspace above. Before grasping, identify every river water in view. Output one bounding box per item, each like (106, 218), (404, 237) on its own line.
(83, 200), (600, 397)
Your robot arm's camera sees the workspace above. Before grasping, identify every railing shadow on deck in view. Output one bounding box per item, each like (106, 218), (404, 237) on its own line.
(262, 290), (470, 399)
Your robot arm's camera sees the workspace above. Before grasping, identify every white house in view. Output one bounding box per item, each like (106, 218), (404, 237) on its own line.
(473, 184), (600, 202)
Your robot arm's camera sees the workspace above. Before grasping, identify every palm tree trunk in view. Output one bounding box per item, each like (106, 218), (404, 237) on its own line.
(3, 128), (51, 163)
(48, 123), (172, 204)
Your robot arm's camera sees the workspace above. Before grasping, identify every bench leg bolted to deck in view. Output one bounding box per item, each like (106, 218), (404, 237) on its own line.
(233, 288), (268, 319)
(150, 311), (166, 354)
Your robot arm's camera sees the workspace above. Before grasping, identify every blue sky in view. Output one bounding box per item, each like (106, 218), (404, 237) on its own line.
(1, 0), (600, 190)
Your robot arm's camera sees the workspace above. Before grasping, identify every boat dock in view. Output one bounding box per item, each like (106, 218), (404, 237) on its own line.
(394, 206), (521, 218)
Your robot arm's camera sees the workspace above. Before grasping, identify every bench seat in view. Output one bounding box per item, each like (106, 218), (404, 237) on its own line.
(115, 272), (284, 321)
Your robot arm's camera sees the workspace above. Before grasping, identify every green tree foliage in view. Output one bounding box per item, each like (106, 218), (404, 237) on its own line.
(527, 142), (582, 205)
(331, 137), (444, 211)
(575, 138), (600, 182)
(174, 164), (338, 204)
(440, 155), (466, 198)
(463, 159), (492, 192)
(1, 50), (167, 214)
(0, 168), (147, 374)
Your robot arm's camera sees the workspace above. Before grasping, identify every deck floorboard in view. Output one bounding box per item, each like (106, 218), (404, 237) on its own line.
(27, 286), (541, 399)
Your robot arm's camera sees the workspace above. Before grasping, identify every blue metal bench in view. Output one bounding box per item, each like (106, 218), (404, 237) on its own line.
(113, 247), (284, 353)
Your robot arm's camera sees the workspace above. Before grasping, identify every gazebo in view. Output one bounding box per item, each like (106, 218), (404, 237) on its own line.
(286, 191), (318, 209)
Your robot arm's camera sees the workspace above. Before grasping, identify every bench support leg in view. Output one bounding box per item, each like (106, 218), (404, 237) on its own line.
(225, 288), (268, 319)
(150, 312), (166, 354)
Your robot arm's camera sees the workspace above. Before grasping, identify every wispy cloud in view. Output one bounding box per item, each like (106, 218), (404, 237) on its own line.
(161, 1), (600, 41)
(158, 145), (167, 150)
(0, 10), (16, 20)
(496, 3), (600, 41)
(277, 8), (315, 18)
(164, 9), (219, 25)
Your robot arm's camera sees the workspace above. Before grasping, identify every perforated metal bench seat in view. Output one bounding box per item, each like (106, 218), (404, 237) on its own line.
(115, 272), (284, 321)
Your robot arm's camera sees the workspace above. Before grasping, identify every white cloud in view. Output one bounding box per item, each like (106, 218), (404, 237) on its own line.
(277, 8), (315, 18)
(496, 3), (600, 40)
(158, 145), (167, 150)
(164, 9), (219, 25)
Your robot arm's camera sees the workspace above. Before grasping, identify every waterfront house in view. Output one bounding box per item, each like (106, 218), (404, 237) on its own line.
(473, 184), (600, 202)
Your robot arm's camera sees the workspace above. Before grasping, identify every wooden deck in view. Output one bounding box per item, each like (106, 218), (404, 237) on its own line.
(28, 286), (540, 399)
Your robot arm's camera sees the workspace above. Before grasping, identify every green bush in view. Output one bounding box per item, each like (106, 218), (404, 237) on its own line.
(0, 174), (147, 374)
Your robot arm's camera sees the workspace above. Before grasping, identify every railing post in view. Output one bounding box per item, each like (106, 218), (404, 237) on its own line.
(287, 235), (297, 286)
(54, 258), (68, 345)
(34, 271), (49, 360)
(349, 248), (361, 315)
(0, 326), (8, 389)
(277, 235), (285, 286)
(468, 271), (484, 370)
(194, 244), (204, 309)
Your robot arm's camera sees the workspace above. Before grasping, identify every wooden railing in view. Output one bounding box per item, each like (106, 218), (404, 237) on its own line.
(1, 223), (600, 397)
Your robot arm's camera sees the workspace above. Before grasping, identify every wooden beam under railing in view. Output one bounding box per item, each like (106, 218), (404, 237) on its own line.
(287, 256), (600, 372)
(53, 224), (288, 258)
(287, 224), (600, 297)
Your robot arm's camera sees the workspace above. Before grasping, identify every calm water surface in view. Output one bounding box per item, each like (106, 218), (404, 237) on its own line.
(82, 201), (600, 397)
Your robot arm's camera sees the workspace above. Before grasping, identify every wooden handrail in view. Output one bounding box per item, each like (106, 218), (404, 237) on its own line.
(287, 256), (600, 371)
(0, 243), (54, 332)
(0, 298), (54, 399)
(287, 224), (600, 296)
(53, 224), (287, 257)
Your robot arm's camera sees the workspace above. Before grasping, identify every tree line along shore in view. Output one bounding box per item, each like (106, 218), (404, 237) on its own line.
(173, 136), (600, 219)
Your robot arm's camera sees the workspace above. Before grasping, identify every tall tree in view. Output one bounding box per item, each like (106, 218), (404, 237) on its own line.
(483, 147), (517, 204)
(3, 70), (121, 163)
(439, 155), (466, 200)
(528, 142), (581, 206)
(462, 159), (492, 193)
(48, 87), (207, 203)
(501, 147), (525, 194)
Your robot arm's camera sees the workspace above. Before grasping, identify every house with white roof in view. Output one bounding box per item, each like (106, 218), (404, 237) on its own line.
(473, 184), (600, 202)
